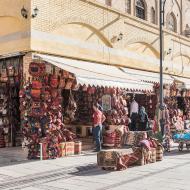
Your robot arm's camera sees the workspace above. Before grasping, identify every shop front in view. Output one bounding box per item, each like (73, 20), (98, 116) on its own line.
(1, 52), (190, 160)
(17, 53), (156, 159)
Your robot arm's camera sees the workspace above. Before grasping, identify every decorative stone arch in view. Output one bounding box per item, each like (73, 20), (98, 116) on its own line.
(68, 22), (113, 48)
(172, 53), (190, 65)
(126, 41), (159, 58)
(173, 0), (182, 34)
(52, 20), (113, 48)
(166, 12), (177, 32)
(173, 53), (190, 60)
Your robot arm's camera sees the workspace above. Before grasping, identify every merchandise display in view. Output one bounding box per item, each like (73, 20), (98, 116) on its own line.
(20, 62), (76, 159)
(0, 58), (22, 147)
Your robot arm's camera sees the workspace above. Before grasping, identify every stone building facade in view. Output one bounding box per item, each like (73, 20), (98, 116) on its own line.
(0, 0), (190, 77)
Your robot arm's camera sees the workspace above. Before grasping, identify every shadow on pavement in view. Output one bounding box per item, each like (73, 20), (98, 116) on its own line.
(0, 147), (40, 167)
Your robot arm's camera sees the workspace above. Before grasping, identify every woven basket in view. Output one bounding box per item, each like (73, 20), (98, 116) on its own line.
(156, 145), (164, 161)
(97, 150), (118, 168)
(150, 148), (156, 163)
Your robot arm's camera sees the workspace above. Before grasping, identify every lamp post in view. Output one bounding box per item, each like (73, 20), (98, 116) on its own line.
(159, 0), (167, 136)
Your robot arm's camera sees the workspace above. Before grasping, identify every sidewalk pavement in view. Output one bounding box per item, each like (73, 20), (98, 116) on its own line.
(0, 146), (190, 190)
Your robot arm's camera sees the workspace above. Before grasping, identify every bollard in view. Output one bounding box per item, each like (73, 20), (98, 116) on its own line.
(39, 143), (43, 161)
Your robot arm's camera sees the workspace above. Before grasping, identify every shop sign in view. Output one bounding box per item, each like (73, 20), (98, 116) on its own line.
(102, 95), (111, 111)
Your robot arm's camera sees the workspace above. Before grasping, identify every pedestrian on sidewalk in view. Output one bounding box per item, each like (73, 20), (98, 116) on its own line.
(92, 103), (106, 152)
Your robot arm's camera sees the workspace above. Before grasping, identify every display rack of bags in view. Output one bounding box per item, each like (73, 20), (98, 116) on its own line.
(20, 62), (76, 159)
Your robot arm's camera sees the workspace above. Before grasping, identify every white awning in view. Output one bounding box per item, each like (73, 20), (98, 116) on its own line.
(33, 54), (153, 92)
(120, 67), (174, 84)
(172, 76), (190, 89)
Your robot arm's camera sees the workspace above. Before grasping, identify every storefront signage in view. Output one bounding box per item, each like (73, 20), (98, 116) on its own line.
(102, 95), (111, 111)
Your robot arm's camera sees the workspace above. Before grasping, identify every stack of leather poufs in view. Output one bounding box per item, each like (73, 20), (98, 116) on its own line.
(124, 131), (152, 147)
(20, 62), (76, 159)
(103, 125), (125, 148)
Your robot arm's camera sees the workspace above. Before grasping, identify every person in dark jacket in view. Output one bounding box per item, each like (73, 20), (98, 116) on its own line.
(138, 106), (149, 131)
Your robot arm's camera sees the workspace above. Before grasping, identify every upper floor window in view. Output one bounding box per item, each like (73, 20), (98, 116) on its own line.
(136, 0), (146, 20)
(105, 0), (112, 6)
(125, 0), (131, 14)
(151, 7), (156, 24)
(167, 13), (177, 32)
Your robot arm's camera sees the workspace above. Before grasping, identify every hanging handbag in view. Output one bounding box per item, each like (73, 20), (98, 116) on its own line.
(43, 91), (51, 101)
(50, 75), (58, 88)
(32, 80), (42, 89)
(3, 117), (9, 125)
(7, 66), (15, 77)
(9, 77), (15, 86)
(59, 78), (65, 88)
(2, 108), (7, 116)
(3, 127), (9, 134)
(82, 84), (88, 92)
(31, 89), (41, 99)
(51, 89), (58, 98)
(32, 101), (41, 109)
(30, 107), (44, 117)
(0, 63), (7, 78)
(0, 118), (3, 126)
(62, 70), (69, 78)
(29, 62), (46, 77)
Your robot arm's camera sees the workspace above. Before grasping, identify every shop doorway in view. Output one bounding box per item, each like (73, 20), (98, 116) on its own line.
(0, 56), (23, 148)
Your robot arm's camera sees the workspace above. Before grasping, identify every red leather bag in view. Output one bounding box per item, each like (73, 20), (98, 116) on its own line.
(29, 62), (45, 77)
(50, 75), (58, 88)
(59, 78), (65, 88)
(32, 81), (42, 89)
(43, 91), (50, 101)
(31, 89), (41, 99)
(65, 79), (73, 90)
(51, 89), (58, 98)
(62, 70), (69, 78)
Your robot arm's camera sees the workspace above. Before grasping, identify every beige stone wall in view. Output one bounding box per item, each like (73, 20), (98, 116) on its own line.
(0, 0), (190, 78)
(30, 0), (190, 76)
(0, 0), (31, 55)
(95, 0), (189, 34)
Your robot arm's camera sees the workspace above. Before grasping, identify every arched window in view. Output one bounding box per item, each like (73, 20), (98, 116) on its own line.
(136, 0), (146, 20)
(125, 0), (131, 14)
(167, 13), (177, 32)
(151, 7), (156, 24)
(105, 0), (112, 6)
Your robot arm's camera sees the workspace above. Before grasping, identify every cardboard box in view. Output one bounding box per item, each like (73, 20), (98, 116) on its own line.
(59, 142), (66, 157)
(65, 142), (74, 156)
(74, 141), (82, 154)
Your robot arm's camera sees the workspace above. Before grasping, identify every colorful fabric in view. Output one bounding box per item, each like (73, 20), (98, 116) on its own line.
(140, 140), (151, 150)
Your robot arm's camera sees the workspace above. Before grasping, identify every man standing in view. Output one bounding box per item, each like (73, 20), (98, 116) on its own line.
(92, 104), (106, 152)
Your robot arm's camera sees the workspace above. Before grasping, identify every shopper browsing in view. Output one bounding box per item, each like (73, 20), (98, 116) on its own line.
(92, 104), (106, 152)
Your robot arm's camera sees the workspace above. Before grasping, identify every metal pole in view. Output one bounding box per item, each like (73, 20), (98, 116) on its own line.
(159, 0), (164, 136)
